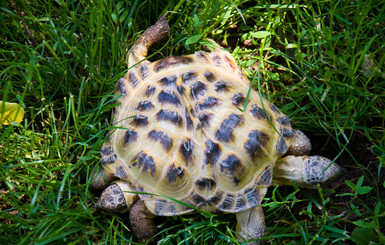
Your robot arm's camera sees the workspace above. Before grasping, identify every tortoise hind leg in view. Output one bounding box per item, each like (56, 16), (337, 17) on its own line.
(128, 15), (170, 66)
(129, 199), (157, 243)
(236, 205), (265, 245)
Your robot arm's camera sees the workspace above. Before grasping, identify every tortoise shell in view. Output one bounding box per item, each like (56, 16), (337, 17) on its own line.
(100, 49), (295, 216)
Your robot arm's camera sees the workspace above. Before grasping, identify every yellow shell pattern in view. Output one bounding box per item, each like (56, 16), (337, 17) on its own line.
(100, 50), (295, 215)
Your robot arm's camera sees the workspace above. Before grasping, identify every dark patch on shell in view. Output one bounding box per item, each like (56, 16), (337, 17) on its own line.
(233, 177), (241, 185)
(167, 203), (177, 215)
(208, 190), (223, 205)
(145, 85), (156, 96)
(181, 72), (197, 83)
(191, 194), (206, 205)
(244, 188), (259, 206)
(215, 114), (243, 142)
(281, 127), (295, 138)
(244, 130), (268, 159)
(205, 140), (221, 165)
(190, 108), (196, 117)
(166, 163), (185, 182)
(136, 100), (154, 111)
(198, 113), (213, 129)
(190, 81), (206, 100)
(196, 97), (220, 111)
(220, 154), (242, 176)
(115, 165), (127, 178)
(204, 71), (215, 82)
(155, 199), (166, 215)
(158, 90), (181, 106)
(215, 81), (229, 92)
(100, 146), (113, 155)
(185, 108), (194, 130)
(156, 109), (183, 126)
(231, 92), (245, 106)
(140, 64), (149, 78)
(196, 51), (210, 62)
(177, 85), (185, 95)
(155, 56), (193, 72)
(101, 154), (117, 166)
(132, 151), (156, 174)
(148, 130), (174, 151)
(276, 116), (291, 126)
(180, 138), (194, 165)
(218, 193), (234, 210)
(212, 54), (222, 67)
(257, 167), (272, 186)
(124, 129), (138, 143)
(235, 196), (246, 211)
(117, 78), (127, 96)
(270, 103), (281, 113)
(159, 75), (177, 87)
(276, 137), (288, 155)
(195, 177), (216, 190)
(250, 104), (266, 119)
(128, 71), (139, 87)
(132, 115), (149, 127)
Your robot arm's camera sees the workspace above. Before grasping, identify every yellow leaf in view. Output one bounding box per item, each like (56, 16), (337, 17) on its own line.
(0, 101), (25, 125)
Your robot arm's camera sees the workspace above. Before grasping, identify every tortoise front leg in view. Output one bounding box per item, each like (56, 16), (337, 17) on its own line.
(97, 180), (138, 213)
(236, 205), (265, 245)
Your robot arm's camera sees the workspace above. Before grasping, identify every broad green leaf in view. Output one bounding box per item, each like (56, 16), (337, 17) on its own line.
(193, 14), (200, 30)
(120, 10), (129, 22)
(350, 203), (362, 216)
(286, 43), (298, 48)
(356, 176), (373, 195)
(357, 175), (365, 188)
(185, 34), (202, 45)
(357, 186), (373, 195)
(352, 227), (380, 245)
(116, 1), (124, 10)
(353, 220), (377, 229)
(265, 70), (280, 81)
(111, 13), (118, 24)
(374, 202), (381, 225)
(345, 180), (356, 190)
(251, 31), (271, 39)
(0, 101), (25, 125)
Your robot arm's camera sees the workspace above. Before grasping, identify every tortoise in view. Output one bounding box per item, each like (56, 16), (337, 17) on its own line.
(91, 16), (346, 244)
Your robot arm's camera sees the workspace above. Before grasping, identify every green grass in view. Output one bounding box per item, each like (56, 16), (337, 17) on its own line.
(1, 0), (384, 244)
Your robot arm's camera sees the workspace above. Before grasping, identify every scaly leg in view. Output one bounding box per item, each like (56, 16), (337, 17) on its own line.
(236, 205), (265, 245)
(97, 180), (138, 213)
(128, 15), (170, 67)
(286, 129), (312, 156)
(129, 199), (157, 243)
